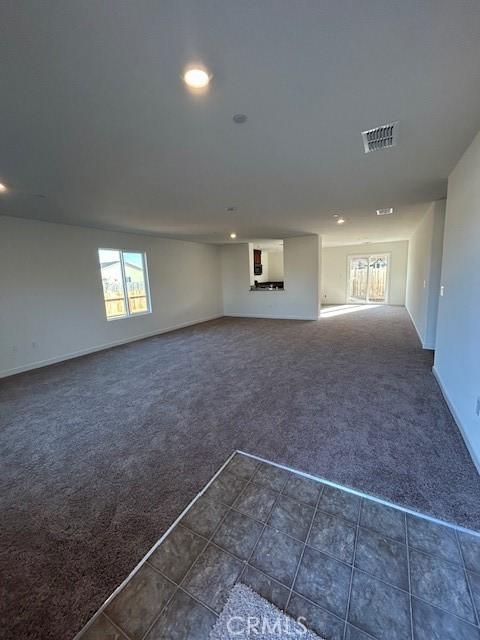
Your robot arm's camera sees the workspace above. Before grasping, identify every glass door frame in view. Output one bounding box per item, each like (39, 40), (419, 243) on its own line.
(346, 253), (391, 304)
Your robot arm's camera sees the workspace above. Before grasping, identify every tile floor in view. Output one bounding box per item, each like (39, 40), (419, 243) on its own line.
(77, 453), (480, 640)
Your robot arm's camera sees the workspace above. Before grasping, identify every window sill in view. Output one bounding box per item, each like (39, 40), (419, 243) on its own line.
(106, 310), (152, 321)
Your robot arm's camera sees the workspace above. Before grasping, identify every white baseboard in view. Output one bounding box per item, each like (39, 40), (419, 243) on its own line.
(405, 306), (435, 349)
(432, 366), (480, 474)
(224, 313), (316, 320)
(0, 314), (224, 379)
(322, 301), (404, 307)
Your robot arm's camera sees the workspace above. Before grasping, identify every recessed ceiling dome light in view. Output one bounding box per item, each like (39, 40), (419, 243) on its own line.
(233, 114), (248, 124)
(229, 232), (237, 239)
(376, 207), (394, 216)
(183, 67), (211, 89)
(0, 182), (7, 193)
(337, 217), (345, 225)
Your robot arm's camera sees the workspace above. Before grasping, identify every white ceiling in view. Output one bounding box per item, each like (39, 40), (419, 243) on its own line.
(1, 1), (480, 246)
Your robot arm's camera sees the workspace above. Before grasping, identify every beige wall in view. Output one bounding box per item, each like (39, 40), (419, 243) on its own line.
(321, 240), (408, 306)
(405, 200), (445, 349)
(0, 216), (223, 377)
(222, 236), (320, 320)
(267, 251), (284, 280)
(433, 131), (480, 472)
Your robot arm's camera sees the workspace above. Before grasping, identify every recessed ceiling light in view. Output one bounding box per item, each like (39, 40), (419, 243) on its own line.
(377, 208), (394, 216)
(337, 217), (345, 225)
(233, 114), (248, 124)
(0, 182), (7, 193)
(229, 232), (237, 239)
(183, 67), (211, 89)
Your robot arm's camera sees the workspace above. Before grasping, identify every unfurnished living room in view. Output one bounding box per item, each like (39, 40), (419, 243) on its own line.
(1, 2), (480, 640)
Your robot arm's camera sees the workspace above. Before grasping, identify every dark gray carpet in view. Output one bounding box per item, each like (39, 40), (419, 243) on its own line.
(1, 307), (479, 640)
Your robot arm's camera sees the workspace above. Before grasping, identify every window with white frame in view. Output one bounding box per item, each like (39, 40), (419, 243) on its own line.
(98, 249), (151, 319)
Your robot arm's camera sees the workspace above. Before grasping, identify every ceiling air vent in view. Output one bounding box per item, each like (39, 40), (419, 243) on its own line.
(362, 122), (399, 153)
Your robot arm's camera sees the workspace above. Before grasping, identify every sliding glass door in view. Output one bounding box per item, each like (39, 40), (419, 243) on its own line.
(348, 254), (389, 304)
(348, 256), (369, 302)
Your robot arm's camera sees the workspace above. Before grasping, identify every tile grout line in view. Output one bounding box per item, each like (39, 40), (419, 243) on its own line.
(176, 466), (298, 577)
(177, 517), (480, 627)
(237, 468), (291, 593)
(139, 456), (258, 640)
(72, 450), (239, 640)
(170, 460), (274, 611)
(284, 483), (324, 612)
(359, 570), (480, 630)
(143, 558), (219, 624)
(140, 539), (209, 638)
(202, 479), (443, 563)
(347, 627), (377, 640)
(224, 536), (480, 637)
(142, 454), (258, 640)
(203, 491), (475, 575)
(178, 453), (480, 576)
(239, 474), (480, 575)
(454, 529), (480, 628)
(101, 612), (132, 640)
(171, 521), (363, 618)
(147, 457), (265, 639)
(405, 541), (471, 572)
(252, 477), (323, 511)
(237, 450), (480, 539)
(177, 485), (480, 630)
(405, 512), (415, 640)
(342, 495), (362, 640)
(76, 452), (480, 640)
(146, 561), (221, 621)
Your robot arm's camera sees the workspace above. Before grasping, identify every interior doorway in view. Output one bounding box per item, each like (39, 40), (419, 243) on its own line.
(348, 254), (390, 303)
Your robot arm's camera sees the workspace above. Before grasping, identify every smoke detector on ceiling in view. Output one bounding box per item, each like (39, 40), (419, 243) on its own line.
(233, 114), (248, 124)
(362, 122), (399, 153)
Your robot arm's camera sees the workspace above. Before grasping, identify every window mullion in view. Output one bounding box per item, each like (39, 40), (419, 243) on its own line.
(119, 251), (130, 317)
(142, 252), (151, 313)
